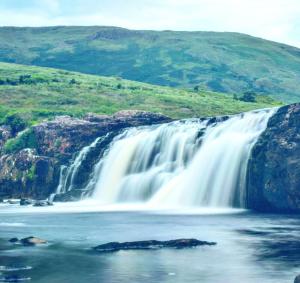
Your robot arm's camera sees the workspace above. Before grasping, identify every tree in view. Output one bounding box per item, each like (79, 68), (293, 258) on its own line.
(240, 91), (256, 102)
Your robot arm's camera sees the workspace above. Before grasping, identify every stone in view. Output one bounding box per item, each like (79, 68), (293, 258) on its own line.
(33, 200), (53, 207)
(93, 239), (216, 252)
(20, 236), (47, 246)
(247, 103), (300, 212)
(8, 237), (19, 243)
(20, 198), (33, 206)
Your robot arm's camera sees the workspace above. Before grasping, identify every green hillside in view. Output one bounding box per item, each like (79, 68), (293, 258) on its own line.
(0, 26), (299, 102)
(0, 62), (279, 125)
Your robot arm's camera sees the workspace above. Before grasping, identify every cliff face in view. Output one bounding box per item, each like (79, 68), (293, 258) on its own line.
(247, 103), (300, 213)
(0, 111), (171, 200)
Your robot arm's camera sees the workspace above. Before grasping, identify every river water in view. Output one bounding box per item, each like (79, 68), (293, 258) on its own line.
(0, 206), (299, 283)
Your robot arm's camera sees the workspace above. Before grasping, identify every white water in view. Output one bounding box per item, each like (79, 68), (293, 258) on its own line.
(88, 108), (277, 209)
(55, 137), (102, 197)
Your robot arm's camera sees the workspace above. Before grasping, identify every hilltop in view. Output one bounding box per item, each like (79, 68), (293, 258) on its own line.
(0, 26), (299, 102)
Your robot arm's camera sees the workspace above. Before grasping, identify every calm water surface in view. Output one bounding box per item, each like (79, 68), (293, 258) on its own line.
(0, 206), (299, 283)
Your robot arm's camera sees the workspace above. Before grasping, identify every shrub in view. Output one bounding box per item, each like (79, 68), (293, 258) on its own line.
(4, 113), (28, 135)
(240, 91), (257, 103)
(4, 128), (37, 154)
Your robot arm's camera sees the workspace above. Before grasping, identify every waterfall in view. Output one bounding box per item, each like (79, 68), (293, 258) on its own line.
(83, 108), (276, 209)
(55, 137), (102, 196)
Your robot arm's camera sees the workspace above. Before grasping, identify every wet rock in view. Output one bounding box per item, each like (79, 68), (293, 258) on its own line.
(0, 111), (171, 200)
(20, 199), (33, 206)
(295, 275), (300, 283)
(8, 238), (19, 243)
(7, 200), (19, 205)
(247, 103), (300, 213)
(20, 236), (47, 246)
(93, 239), (216, 252)
(33, 200), (53, 207)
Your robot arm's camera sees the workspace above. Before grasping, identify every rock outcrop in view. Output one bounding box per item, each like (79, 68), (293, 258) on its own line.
(0, 111), (171, 199)
(93, 239), (216, 252)
(247, 103), (300, 213)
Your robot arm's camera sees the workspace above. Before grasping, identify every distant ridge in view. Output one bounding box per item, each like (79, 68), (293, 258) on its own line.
(0, 26), (299, 102)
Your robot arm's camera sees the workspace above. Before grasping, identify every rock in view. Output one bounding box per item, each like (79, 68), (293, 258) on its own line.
(33, 200), (53, 207)
(7, 199), (19, 205)
(93, 239), (216, 252)
(20, 236), (47, 246)
(8, 237), (19, 243)
(0, 111), (171, 200)
(247, 103), (300, 212)
(20, 198), (33, 206)
(295, 275), (300, 283)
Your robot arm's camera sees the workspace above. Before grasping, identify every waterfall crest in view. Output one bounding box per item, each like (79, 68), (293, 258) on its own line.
(85, 108), (276, 209)
(88, 109), (276, 208)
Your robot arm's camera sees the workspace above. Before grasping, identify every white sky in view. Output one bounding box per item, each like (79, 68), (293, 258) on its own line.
(0, 0), (299, 47)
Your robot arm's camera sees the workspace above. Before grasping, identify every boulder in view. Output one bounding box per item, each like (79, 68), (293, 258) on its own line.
(20, 198), (34, 206)
(20, 236), (47, 246)
(247, 103), (300, 212)
(93, 239), (216, 252)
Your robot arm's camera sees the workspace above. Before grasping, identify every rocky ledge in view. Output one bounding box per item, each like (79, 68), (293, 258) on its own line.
(247, 103), (300, 213)
(0, 111), (171, 200)
(93, 239), (216, 252)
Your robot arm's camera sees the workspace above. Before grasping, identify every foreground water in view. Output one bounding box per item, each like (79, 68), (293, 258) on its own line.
(0, 206), (299, 283)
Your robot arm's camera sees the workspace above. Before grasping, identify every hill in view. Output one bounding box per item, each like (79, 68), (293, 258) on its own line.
(0, 26), (299, 102)
(0, 62), (279, 125)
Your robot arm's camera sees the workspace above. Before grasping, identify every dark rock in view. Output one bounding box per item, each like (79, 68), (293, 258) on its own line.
(7, 199), (19, 205)
(93, 239), (216, 252)
(8, 238), (19, 243)
(0, 149), (59, 200)
(247, 104), (300, 213)
(295, 275), (300, 283)
(33, 200), (53, 207)
(20, 199), (33, 206)
(20, 236), (47, 246)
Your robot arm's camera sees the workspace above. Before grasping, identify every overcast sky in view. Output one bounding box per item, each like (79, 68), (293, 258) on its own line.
(0, 0), (299, 47)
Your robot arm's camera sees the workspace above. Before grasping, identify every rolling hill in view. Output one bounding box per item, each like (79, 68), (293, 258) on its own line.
(0, 62), (279, 125)
(0, 26), (300, 102)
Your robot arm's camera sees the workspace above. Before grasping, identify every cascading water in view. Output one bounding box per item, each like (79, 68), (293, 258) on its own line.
(84, 108), (277, 209)
(55, 136), (102, 196)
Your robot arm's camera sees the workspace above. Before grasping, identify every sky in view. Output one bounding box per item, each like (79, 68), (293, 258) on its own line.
(0, 0), (299, 47)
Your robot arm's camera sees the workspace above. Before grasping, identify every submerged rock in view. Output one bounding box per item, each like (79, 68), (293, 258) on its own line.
(20, 199), (33, 206)
(295, 275), (300, 283)
(33, 200), (53, 207)
(19, 236), (47, 246)
(9, 236), (47, 246)
(93, 239), (216, 252)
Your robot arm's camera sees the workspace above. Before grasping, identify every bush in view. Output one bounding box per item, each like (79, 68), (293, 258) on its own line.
(239, 91), (257, 102)
(4, 113), (28, 135)
(4, 129), (37, 154)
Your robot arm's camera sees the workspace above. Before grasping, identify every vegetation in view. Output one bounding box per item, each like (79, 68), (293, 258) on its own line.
(3, 128), (37, 154)
(0, 26), (299, 102)
(0, 62), (281, 126)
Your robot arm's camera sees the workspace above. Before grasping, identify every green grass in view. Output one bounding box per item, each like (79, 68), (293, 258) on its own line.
(0, 62), (281, 125)
(0, 26), (299, 102)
